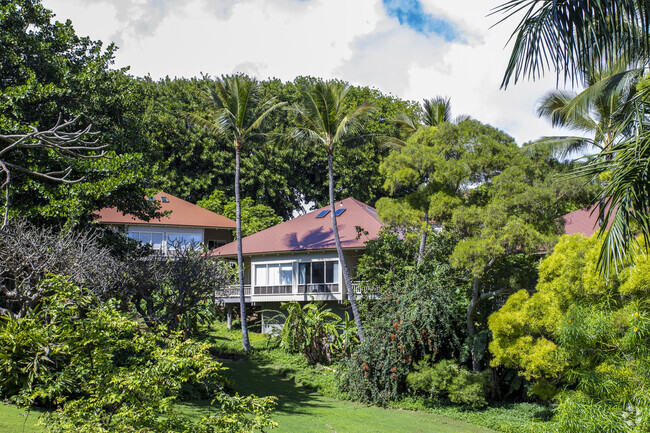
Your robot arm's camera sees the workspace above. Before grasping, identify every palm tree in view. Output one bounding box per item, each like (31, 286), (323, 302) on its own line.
(526, 61), (643, 159)
(394, 95), (454, 133)
(289, 81), (375, 342)
(494, 0), (650, 273)
(188, 75), (285, 351)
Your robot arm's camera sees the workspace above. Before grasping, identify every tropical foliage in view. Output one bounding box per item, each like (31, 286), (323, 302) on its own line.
(197, 189), (282, 237)
(0, 276), (276, 432)
(289, 81), (376, 341)
(489, 234), (650, 431)
(340, 233), (468, 404)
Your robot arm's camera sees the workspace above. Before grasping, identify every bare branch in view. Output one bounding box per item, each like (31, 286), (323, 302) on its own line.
(0, 116), (104, 230)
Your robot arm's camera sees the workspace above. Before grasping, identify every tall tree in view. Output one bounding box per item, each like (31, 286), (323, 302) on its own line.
(393, 95), (458, 134)
(188, 75), (285, 351)
(289, 81), (375, 342)
(378, 120), (596, 370)
(378, 127), (444, 264)
(0, 0), (160, 226)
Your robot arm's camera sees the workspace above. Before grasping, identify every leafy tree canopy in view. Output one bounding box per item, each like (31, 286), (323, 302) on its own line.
(0, 0), (158, 226)
(197, 189), (282, 237)
(489, 234), (650, 431)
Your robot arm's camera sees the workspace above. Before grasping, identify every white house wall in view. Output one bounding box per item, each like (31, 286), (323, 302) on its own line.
(249, 251), (344, 303)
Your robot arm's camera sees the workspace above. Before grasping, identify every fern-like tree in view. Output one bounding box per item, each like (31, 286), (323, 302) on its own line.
(188, 75), (285, 351)
(289, 81), (375, 341)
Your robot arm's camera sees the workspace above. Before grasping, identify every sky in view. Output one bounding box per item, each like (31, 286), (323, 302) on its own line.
(42, 0), (579, 145)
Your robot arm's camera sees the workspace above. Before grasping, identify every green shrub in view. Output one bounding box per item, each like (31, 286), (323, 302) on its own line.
(448, 368), (490, 408)
(279, 302), (355, 365)
(0, 275), (276, 432)
(490, 234), (650, 430)
(406, 359), (490, 408)
(339, 263), (464, 404)
(430, 359), (461, 397)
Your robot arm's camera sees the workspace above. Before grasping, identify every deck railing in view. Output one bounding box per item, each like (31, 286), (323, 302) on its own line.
(220, 284), (251, 298)
(219, 281), (373, 299)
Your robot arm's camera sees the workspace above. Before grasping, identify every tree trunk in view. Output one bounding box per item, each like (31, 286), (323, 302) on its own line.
(417, 209), (429, 265)
(467, 276), (481, 372)
(328, 153), (364, 342)
(236, 146), (252, 352)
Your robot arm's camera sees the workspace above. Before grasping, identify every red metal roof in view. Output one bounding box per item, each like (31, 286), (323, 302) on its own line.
(95, 191), (236, 229)
(562, 204), (612, 237)
(210, 197), (382, 257)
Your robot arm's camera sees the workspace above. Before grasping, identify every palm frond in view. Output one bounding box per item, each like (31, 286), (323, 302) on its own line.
(333, 103), (376, 145)
(523, 136), (596, 159)
(572, 106), (650, 276)
(492, 0), (650, 88)
(184, 111), (227, 137)
(392, 112), (419, 133)
(245, 99), (287, 135)
(422, 96), (451, 127)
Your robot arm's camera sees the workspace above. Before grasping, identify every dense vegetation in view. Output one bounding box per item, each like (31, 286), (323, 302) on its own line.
(3, 0), (650, 431)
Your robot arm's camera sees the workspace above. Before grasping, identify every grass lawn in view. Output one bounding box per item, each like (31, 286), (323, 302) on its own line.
(184, 357), (497, 433)
(0, 324), (547, 433)
(0, 403), (44, 433)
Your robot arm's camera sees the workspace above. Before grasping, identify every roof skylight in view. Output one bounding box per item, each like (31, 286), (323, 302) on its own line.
(335, 208), (346, 216)
(315, 210), (330, 218)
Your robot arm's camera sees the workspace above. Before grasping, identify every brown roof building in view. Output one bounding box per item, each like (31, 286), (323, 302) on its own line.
(96, 191), (235, 252)
(562, 203), (612, 237)
(210, 197), (382, 258)
(96, 191), (235, 229)
(213, 198), (383, 331)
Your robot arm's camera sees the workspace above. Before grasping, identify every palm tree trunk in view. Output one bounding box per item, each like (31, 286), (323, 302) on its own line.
(236, 146), (252, 352)
(417, 209), (429, 265)
(328, 153), (364, 342)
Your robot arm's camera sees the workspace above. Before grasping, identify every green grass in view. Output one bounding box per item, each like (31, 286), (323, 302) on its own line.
(0, 403), (44, 433)
(185, 358), (497, 433)
(0, 323), (550, 433)
(202, 323), (553, 433)
(193, 323), (500, 432)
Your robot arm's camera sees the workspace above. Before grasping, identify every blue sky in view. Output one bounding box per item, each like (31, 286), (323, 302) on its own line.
(382, 0), (459, 41)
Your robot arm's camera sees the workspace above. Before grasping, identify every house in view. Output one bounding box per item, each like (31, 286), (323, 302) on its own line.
(562, 203), (612, 237)
(96, 191), (235, 253)
(209, 197), (382, 332)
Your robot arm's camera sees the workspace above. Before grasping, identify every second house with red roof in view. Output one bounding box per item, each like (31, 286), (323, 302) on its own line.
(209, 197), (383, 332)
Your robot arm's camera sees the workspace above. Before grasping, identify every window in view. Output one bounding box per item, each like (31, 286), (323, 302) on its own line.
(167, 233), (202, 250)
(335, 208), (346, 216)
(161, 196), (169, 203)
(127, 230), (163, 250)
(207, 240), (227, 250)
(254, 263), (293, 295)
(298, 260), (339, 293)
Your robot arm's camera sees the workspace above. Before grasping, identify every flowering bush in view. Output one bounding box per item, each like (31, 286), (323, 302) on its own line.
(339, 261), (467, 404)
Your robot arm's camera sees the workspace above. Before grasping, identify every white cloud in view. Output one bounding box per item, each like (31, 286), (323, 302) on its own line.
(42, 0), (581, 144)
